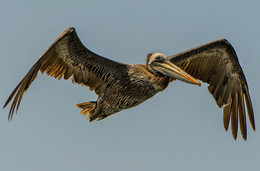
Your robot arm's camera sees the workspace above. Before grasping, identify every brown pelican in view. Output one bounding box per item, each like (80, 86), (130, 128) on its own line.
(3, 27), (255, 140)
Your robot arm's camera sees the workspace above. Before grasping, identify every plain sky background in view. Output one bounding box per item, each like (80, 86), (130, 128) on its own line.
(1, 0), (260, 171)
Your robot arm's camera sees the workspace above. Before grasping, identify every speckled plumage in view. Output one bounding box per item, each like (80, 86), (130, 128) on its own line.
(89, 64), (170, 121)
(4, 27), (255, 140)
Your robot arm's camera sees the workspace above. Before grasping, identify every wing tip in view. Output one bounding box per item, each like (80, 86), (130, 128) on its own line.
(3, 102), (8, 109)
(223, 104), (231, 131)
(244, 87), (256, 131)
(242, 134), (247, 141)
(232, 134), (238, 140)
(252, 123), (256, 131)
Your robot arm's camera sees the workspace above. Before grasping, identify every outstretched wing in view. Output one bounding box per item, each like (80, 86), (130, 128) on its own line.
(168, 39), (255, 140)
(4, 27), (127, 120)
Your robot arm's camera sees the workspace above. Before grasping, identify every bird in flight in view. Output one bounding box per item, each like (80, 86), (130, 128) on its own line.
(4, 27), (255, 140)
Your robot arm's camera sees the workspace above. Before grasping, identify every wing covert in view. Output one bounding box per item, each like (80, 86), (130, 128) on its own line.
(168, 39), (255, 140)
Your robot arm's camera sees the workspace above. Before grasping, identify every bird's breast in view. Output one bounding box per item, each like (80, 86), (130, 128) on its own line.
(128, 64), (169, 91)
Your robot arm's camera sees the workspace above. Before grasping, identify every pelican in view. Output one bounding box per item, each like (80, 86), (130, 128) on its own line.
(4, 27), (255, 140)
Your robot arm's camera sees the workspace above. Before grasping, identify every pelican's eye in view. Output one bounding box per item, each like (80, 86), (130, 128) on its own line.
(155, 56), (164, 62)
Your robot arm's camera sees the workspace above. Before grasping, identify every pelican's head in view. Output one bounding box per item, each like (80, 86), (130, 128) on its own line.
(147, 52), (201, 86)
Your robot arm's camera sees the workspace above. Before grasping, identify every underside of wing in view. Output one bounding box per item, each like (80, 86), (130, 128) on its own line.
(168, 39), (255, 140)
(4, 27), (127, 120)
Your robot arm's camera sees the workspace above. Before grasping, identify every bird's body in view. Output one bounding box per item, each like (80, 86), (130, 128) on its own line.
(78, 64), (170, 121)
(4, 27), (255, 140)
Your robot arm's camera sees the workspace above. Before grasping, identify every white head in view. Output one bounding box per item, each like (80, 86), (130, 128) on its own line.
(146, 52), (167, 73)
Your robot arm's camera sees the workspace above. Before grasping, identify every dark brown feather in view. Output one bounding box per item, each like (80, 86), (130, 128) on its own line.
(231, 91), (238, 140)
(168, 39), (255, 140)
(244, 87), (255, 130)
(238, 90), (247, 140)
(223, 104), (231, 131)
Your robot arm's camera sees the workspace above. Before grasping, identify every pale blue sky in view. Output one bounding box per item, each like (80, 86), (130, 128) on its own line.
(1, 0), (260, 171)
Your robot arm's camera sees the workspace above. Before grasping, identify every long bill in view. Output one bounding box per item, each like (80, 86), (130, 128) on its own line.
(152, 60), (201, 86)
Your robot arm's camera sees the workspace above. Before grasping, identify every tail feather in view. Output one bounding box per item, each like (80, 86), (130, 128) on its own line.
(75, 101), (96, 120)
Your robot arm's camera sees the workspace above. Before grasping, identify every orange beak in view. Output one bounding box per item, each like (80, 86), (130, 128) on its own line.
(152, 60), (201, 86)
